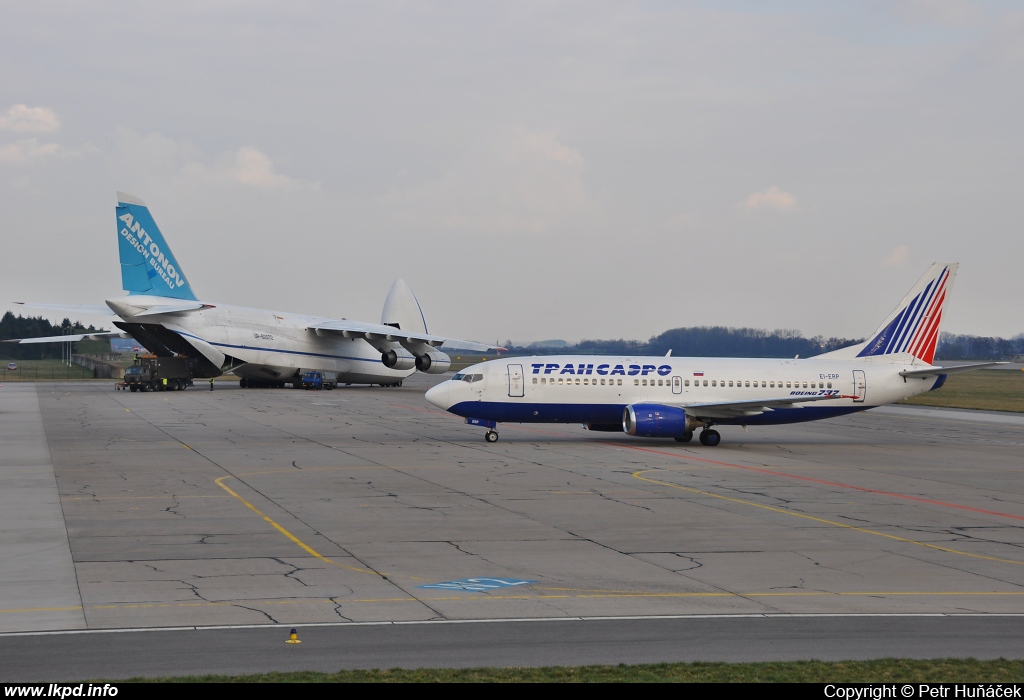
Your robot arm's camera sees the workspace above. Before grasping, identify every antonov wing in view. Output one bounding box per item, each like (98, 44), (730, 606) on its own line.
(307, 319), (496, 353)
(679, 393), (860, 420)
(3, 331), (127, 344)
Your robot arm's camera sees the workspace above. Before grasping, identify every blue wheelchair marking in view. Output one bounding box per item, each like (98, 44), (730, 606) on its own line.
(418, 577), (536, 592)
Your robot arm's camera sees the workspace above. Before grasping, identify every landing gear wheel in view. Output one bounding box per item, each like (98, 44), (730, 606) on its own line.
(699, 429), (721, 447)
(239, 378), (247, 388)
(674, 430), (693, 443)
(484, 430), (499, 443)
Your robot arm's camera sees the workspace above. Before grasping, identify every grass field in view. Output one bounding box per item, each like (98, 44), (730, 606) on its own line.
(899, 369), (1024, 413)
(117, 658), (1024, 683)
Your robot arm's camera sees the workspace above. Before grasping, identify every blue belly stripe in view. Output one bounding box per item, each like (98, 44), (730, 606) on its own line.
(449, 401), (871, 427)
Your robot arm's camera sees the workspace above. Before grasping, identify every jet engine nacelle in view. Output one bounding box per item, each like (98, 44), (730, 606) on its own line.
(623, 404), (698, 438)
(381, 349), (417, 371)
(415, 350), (451, 374)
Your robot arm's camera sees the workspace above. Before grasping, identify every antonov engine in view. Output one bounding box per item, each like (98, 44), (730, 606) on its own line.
(381, 348), (417, 371)
(415, 350), (451, 374)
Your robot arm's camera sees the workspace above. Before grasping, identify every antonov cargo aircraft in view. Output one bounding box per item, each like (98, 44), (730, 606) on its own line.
(8, 193), (494, 386)
(426, 263), (1001, 444)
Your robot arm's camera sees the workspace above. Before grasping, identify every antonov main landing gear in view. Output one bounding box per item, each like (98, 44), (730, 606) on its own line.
(485, 430), (499, 443)
(698, 429), (721, 447)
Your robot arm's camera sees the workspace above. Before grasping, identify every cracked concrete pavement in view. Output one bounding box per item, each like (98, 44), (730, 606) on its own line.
(3, 375), (1024, 633)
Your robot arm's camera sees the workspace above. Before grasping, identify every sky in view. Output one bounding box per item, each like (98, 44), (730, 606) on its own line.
(1, 1), (1022, 346)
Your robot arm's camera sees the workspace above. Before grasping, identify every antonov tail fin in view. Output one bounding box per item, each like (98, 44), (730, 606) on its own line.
(815, 263), (957, 364)
(380, 279), (429, 334)
(116, 192), (197, 301)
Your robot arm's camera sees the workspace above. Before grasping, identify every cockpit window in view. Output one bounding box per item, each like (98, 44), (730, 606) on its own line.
(452, 373), (483, 383)
(469, 373), (483, 382)
(452, 373), (465, 381)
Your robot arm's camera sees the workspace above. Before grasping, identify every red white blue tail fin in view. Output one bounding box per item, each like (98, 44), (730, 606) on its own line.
(815, 263), (957, 364)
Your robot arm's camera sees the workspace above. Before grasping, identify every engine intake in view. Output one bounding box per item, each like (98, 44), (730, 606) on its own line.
(623, 404), (698, 438)
(381, 349), (416, 371)
(415, 350), (451, 374)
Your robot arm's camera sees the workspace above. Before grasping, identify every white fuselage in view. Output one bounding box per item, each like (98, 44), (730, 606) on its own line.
(426, 354), (944, 428)
(107, 296), (409, 384)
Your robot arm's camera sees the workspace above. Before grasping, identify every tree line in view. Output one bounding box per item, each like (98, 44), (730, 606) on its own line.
(514, 326), (1024, 361)
(0, 312), (98, 360)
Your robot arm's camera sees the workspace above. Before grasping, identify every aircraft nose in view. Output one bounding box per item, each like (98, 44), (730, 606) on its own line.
(425, 381), (450, 409)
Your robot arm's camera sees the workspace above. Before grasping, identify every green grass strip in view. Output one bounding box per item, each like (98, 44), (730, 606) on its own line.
(112, 658), (1024, 683)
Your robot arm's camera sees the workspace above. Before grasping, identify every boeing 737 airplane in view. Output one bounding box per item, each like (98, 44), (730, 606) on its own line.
(426, 263), (1001, 444)
(8, 193), (494, 386)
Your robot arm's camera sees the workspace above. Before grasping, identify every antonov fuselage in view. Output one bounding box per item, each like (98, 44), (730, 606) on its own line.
(10, 193), (494, 386)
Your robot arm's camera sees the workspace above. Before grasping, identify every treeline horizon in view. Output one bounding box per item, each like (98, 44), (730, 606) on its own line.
(0, 312), (99, 360)
(511, 326), (1024, 361)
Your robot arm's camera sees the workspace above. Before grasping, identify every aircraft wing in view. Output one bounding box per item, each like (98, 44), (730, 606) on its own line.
(899, 362), (1007, 379)
(2, 331), (126, 344)
(307, 319), (496, 353)
(14, 302), (117, 317)
(680, 393), (860, 419)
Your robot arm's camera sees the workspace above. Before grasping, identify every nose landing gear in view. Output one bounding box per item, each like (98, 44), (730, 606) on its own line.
(484, 430), (499, 443)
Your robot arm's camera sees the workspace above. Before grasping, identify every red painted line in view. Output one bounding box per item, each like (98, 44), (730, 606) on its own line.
(605, 441), (1024, 522)
(389, 400), (1024, 522)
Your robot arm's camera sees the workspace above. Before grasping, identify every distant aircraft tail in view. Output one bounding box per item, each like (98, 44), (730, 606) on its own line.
(381, 279), (429, 334)
(815, 263), (957, 364)
(116, 192), (197, 301)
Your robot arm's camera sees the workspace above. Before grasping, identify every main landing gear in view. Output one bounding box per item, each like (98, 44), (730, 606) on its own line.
(672, 427), (721, 446)
(484, 430), (499, 443)
(698, 429), (721, 447)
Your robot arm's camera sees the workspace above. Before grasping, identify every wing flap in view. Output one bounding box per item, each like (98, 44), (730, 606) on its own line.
(682, 393), (860, 419)
(307, 319), (495, 352)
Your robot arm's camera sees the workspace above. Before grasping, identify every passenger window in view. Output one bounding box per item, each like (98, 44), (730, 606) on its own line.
(532, 378), (537, 384)
(786, 381), (791, 388)
(658, 379), (664, 386)
(744, 381), (749, 387)
(575, 378), (580, 385)
(827, 382), (833, 388)
(634, 379), (639, 386)
(703, 380), (708, 387)
(803, 382), (808, 388)
(558, 378), (563, 385)
(728, 380), (734, 387)
(770, 381), (774, 388)
(617, 379), (622, 386)
(600, 378), (605, 385)
(685, 380), (690, 386)
(761, 381), (766, 387)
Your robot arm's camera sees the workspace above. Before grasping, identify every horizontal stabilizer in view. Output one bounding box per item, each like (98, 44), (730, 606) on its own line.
(899, 362), (1007, 379)
(14, 302), (117, 317)
(131, 301), (210, 317)
(2, 331), (125, 344)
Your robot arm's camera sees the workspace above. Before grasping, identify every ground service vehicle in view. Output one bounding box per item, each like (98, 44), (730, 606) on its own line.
(124, 355), (195, 392)
(301, 370), (337, 390)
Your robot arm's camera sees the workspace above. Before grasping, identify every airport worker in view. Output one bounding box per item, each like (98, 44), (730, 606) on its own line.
(209, 377), (214, 391)
(162, 377), (167, 390)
